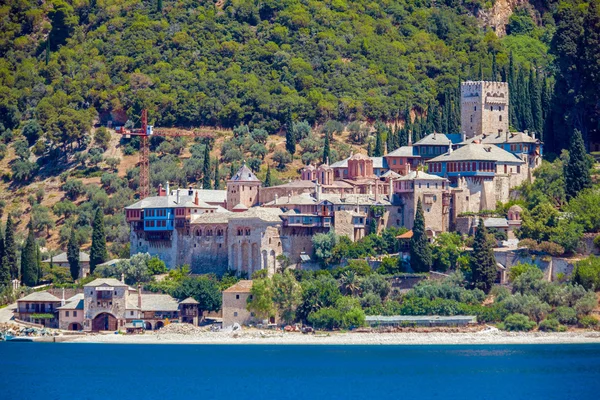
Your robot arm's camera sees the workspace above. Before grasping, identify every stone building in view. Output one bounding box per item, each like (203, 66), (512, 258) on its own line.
(226, 163), (261, 211)
(16, 292), (63, 328)
(461, 81), (509, 139)
(42, 252), (90, 279)
(57, 293), (84, 330)
(222, 280), (260, 327)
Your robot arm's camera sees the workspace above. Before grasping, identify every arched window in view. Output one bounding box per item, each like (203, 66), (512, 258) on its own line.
(195, 229), (201, 237)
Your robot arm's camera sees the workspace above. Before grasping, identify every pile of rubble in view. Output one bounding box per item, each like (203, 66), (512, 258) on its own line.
(0, 323), (59, 339)
(153, 323), (207, 336)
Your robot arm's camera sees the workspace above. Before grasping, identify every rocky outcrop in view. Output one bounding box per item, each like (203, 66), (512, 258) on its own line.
(477, 0), (530, 37)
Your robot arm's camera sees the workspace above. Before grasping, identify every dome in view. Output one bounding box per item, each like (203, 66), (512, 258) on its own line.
(508, 204), (523, 213)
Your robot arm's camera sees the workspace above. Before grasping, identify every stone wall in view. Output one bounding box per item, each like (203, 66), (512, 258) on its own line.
(222, 292), (255, 327)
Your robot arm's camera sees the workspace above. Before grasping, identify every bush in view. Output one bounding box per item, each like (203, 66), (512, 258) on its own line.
(572, 256), (600, 291)
(578, 315), (599, 329)
(552, 306), (578, 325)
(500, 313), (536, 331)
(501, 294), (551, 322)
(518, 238), (539, 251)
(538, 318), (564, 332)
(538, 241), (565, 256)
(508, 263), (540, 282)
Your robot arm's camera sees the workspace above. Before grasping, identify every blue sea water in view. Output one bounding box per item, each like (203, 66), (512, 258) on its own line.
(1, 343), (600, 400)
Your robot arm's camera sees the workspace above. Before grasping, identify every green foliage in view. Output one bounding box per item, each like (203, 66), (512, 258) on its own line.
(172, 276), (222, 314)
(471, 219), (497, 293)
(312, 231), (338, 266)
(508, 263), (540, 282)
(501, 293), (551, 322)
(272, 270), (302, 324)
(410, 199), (432, 273)
(94, 127), (111, 150)
(21, 224), (39, 287)
(538, 318), (564, 332)
(4, 216), (17, 280)
(297, 274), (341, 323)
(552, 306), (578, 325)
(578, 315), (599, 329)
(90, 208), (107, 273)
(564, 130), (592, 199)
(499, 313), (537, 331)
(432, 232), (464, 272)
(572, 255), (600, 291)
(147, 256), (167, 275)
(247, 278), (275, 321)
(67, 229), (79, 281)
(308, 297), (365, 330)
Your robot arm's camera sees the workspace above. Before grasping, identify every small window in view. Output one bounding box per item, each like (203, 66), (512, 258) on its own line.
(236, 295), (240, 299)
(249, 295), (253, 300)
(130, 311), (134, 316)
(234, 312), (238, 317)
(66, 311), (70, 317)
(73, 311), (77, 317)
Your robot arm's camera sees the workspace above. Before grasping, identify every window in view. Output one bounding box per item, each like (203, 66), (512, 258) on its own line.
(73, 311), (77, 317)
(236, 295), (240, 299)
(130, 311), (134, 316)
(234, 312), (238, 317)
(249, 295), (253, 300)
(499, 115), (502, 122)
(66, 311), (69, 317)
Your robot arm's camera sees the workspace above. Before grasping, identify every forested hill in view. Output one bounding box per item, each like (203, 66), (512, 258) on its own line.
(2, 0), (555, 133)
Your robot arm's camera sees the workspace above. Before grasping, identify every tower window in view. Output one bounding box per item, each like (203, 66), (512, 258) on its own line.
(474, 106), (477, 111)
(499, 116), (502, 122)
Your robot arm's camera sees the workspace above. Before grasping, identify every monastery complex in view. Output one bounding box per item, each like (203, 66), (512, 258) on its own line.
(124, 81), (543, 276)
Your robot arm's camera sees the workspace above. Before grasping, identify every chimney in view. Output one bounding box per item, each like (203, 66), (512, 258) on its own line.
(194, 191), (199, 205)
(461, 132), (466, 142)
(188, 185), (193, 196)
(315, 181), (321, 201)
(158, 183), (165, 196)
(326, 157), (330, 165)
(166, 181), (170, 196)
(274, 194), (278, 204)
(408, 132), (412, 146)
(121, 273), (125, 284)
(137, 284), (142, 309)
(288, 193), (291, 203)
(531, 132), (536, 140)
(176, 189), (180, 204)
(448, 145), (453, 154)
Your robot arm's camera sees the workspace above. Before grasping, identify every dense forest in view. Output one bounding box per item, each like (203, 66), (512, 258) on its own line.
(1, 0), (597, 155)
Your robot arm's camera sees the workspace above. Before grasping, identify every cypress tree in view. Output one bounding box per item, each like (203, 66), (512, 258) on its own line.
(21, 223), (38, 287)
(45, 38), (50, 65)
(264, 164), (272, 187)
(519, 68), (534, 131)
(0, 230), (9, 290)
(530, 68), (543, 138)
(508, 52), (517, 128)
(491, 52), (499, 81)
(367, 141), (373, 157)
(230, 163), (235, 179)
(541, 77), (552, 141)
(202, 144), (212, 190)
(67, 229), (80, 281)
(409, 199), (432, 273)
(471, 219), (497, 293)
(374, 130), (383, 157)
(157, 0), (162, 12)
(213, 158), (221, 190)
(4, 216), (17, 280)
(322, 131), (330, 163)
(285, 109), (296, 155)
(90, 208), (107, 273)
(564, 129), (592, 199)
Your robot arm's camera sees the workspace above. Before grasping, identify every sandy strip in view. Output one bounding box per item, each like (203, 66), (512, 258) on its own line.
(65, 330), (600, 345)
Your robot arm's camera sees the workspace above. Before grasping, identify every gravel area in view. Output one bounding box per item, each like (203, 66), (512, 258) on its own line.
(67, 327), (600, 345)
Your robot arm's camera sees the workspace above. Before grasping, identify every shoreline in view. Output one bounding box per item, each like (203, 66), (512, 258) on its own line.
(62, 329), (600, 345)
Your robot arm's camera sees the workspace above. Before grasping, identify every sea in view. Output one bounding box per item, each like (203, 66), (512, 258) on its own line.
(1, 343), (600, 400)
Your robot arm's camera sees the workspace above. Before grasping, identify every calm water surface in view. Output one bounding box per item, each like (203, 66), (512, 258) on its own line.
(1, 343), (599, 399)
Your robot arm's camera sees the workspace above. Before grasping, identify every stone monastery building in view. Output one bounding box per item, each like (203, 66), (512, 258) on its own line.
(125, 81), (543, 275)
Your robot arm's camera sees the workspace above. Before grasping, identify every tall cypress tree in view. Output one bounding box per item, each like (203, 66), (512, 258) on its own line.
(157, 0), (162, 12)
(471, 219), (497, 293)
(285, 109), (296, 155)
(45, 38), (50, 65)
(90, 208), (107, 273)
(519, 68), (534, 131)
(564, 129), (592, 199)
(367, 141), (373, 157)
(202, 144), (212, 189)
(508, 52), (517, 128)
(322, 131), (330, 163)
(4, 216), (17, 280)
(374, 130), (383, 157)
(67, 229), (80, 281)
(530, 68), (543, 138)
(213, 158), (221, 190)
(0, 230), (9, 290)
(491, 52), (499, 81)
(264, 164), (272, 187)
(229, 163), (235, 179)
(409, 199), (432, 273)
(21, 223), (38, 287)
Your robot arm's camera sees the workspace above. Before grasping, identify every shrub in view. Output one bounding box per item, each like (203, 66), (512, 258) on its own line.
(572, 256), (600, 291)
(552, 306), (578, 325)
(500, 313), (536, 331)
(518, 238), (539, 251)
(538, 241), (565, 256)
(501, 294), (551, 322)
(539, 318), (564, 332)
(508, 263), (540, 282)
(578, 315), (599, 329)
(574, 292), (597, 316)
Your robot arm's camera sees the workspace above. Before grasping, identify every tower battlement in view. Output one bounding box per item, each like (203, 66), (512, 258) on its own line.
(461, 80), (509, 139)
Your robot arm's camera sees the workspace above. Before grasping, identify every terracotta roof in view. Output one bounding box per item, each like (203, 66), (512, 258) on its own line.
(223, 280), (253, 293)
(397, 230), (413, 239)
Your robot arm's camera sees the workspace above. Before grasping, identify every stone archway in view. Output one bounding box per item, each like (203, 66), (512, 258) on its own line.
(241, 242), (250, 274)
(155, 321), (164, 330)
(251, 243), (259, 276)
(144, 322), (152, 330)
(92, 313), (117, 331)
(68, 322), (82, 331)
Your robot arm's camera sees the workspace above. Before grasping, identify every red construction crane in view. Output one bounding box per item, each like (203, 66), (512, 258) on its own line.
(116, 109), (215, 199)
